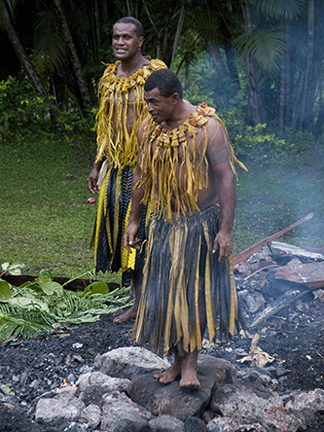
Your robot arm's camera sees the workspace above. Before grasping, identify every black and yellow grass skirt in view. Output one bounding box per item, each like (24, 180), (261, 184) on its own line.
(133, 204), (244, 356)
(93, 166), (148, 286)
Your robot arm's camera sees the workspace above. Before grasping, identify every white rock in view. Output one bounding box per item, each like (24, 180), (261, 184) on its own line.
(211, 383), (281, 424)
(94, 347), (170, 379)
(100, 390), (152, 431)
(207, 416), (240, 432)
(80, 403), (101, 429)
(77, 371), (130, 392)
(285, 388), (324, 418)
(35, 393), (85, 423)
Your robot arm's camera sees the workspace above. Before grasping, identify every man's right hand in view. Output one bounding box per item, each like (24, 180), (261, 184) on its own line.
(124, 220), (141, 253)
(87, 167), (100, 194)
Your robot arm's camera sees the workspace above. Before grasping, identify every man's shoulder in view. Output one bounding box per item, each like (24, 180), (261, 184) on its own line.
(140, 116), (155, 132)
(188, 103), (220, 129)
(146, 59), (168, 71)
(101, 61), (119, 77)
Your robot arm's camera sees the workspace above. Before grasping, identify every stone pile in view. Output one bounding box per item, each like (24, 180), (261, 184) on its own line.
(29, 346), (324, 432)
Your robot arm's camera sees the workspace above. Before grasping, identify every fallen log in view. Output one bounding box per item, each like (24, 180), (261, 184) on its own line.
(233, 213), (314, 266)
(250, 288), (309, 327)
(1, 274), (120, 292)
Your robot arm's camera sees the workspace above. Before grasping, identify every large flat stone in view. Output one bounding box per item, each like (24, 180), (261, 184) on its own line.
(127, 355), (238, 422)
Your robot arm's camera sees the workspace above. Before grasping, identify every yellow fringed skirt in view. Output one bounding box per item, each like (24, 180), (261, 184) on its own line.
(133, 205), (244, 356)
(93, 165), (148, 286)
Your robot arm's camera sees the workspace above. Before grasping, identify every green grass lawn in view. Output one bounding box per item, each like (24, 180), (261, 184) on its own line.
(0, 130), (98, 277)
(1, 129), (323, 278)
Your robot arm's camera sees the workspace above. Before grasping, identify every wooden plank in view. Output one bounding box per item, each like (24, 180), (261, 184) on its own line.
(233, 213), (314, 266)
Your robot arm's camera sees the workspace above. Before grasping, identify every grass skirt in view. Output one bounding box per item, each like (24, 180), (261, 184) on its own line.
(133, 205), (243, 356)
(93, 166), (147, 286)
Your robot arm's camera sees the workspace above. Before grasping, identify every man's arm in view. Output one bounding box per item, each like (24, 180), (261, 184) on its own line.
(207, 119), (236, 262)
(123, 165), (145, 252)
(87, 159), (103, 194)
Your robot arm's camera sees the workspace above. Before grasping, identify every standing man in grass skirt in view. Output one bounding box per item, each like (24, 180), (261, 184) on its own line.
(87, 17), (167, 323)
(124, 69), (246, 388)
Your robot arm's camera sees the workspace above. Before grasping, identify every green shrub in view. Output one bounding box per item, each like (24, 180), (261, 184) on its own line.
(0, 76), (96, 141)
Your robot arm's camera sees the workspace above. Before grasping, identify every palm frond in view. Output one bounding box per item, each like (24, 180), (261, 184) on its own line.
(0, 305), (53, 340)
(0, 278), (132, 341)
(184, 10), (221, 43)
(33, 9), (66, 74)
(254, 0), (307, 21)
(235, 28), (286, 71)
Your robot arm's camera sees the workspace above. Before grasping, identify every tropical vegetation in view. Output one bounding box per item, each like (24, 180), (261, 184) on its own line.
(1, 0), (323, 341)
(0, 264), (133, 340)
(0, 0), (323, 134)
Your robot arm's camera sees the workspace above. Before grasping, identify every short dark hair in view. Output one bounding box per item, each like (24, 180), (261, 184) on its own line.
(114, 17), (144, 38)
(144, 70), (183, 99)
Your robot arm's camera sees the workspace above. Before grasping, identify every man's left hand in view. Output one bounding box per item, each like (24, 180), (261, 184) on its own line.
(212, 231), (233, 262)
(124, 220), (141, 253)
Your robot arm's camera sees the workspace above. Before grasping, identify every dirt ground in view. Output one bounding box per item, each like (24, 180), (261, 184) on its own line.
(1, 291), (324, 431)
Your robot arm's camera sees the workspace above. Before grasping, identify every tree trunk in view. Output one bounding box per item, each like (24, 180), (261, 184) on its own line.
(208, 41), (227, 75)
(300, 0), (314, 131)
(279, 51), (285, 130)
(5, 20), (46, 96)
(314, 79), (324, 136)
(241, 0), (263, 125)
(94, 0), (101, 63)
(279, 21), (290, 130)
(53, 0), (92, 107)
(170, 6), (185, 70)
(284, 21), (292, 127)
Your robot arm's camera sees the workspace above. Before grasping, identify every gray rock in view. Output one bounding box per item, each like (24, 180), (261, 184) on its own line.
(110, 409), (150, 432)
(201, 410), (217, 424)
(149, 414), (185, 432)
(238, 290), (265, 313)
(62, 421), (90, 431)
(184, 416), (208, 431)
(285, 388), (324, 419)
(100, 390), (152, 431)
(211, 383), (307, 432)
(29, 379), (41, 388)
(77, 371), (130, 392)
(232, 424), (266, 432)
(238, 368), (272, 388)
(35, 389), (85, 424)
(261, 405), (306, 432)
(80, 385), (109, 406)
(128, 355), (238, 421)
(207, 416), (240, 432)
(80, 403), (101, 429)
(207, 417), (266, 432)
(211, 383), (281, 424)
(78, 365), (93, 375)
(94, 347), (170, 379)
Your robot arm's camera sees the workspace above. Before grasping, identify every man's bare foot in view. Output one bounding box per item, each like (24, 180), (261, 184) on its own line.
(113, 304), (138, 323)
(179, 351), (200, 389)
(154, 361), (181, 384)
(113, 307), (130, 317)
(179, 371), (200, 389)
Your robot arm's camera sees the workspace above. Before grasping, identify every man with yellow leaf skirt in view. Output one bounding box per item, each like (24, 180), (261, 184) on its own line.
(124, 70), (246, 389)
(87, 17), (167, 323)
